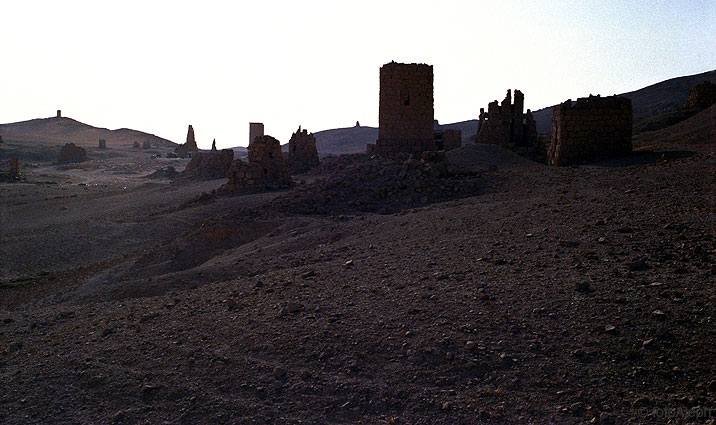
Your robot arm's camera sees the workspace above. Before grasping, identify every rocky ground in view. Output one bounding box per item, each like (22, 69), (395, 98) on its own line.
(0, 122), (714, 424)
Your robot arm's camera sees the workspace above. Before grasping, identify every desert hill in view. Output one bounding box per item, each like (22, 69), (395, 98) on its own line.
(531, 68), (716, 133)
(0, 115), (176, 148)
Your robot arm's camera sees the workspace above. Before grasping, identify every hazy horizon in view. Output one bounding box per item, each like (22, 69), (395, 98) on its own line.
(2, 0), (715, 148)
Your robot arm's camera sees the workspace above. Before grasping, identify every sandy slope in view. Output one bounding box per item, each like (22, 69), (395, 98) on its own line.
(0, 121), (714, 423)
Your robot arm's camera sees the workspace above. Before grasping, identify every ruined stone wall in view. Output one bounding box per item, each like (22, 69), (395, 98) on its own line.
(374, 62), (434, 156)
(684, 81), (716, 110)
(182, 149), (234, 180)
(220, 135), (291, 192)
(476, 89), (536, 149)
(57, 143), (87, 164)
(287, 126), (320, 172)
(175, 124), (199, 157)
(548, 95), (632, 166)
(433, 129), (462, 151)
(249, 123), (264, 145)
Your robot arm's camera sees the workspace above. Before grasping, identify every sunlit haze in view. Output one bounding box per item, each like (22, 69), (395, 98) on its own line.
(2, 0), (715, 148)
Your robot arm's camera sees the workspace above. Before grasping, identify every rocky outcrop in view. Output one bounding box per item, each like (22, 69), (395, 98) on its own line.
(57, 143), (88, 164)
(182, 149), (234, 180)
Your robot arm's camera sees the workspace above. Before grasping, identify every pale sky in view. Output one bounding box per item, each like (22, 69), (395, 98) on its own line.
(2, 1), (715, 148)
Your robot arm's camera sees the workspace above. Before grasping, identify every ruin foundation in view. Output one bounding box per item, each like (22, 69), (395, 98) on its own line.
(548, 95), (632, 166)
(287, 126), (320, 172)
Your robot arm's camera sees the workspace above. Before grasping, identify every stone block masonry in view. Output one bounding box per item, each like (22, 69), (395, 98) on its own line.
(374, 62), (435, 156)
(287, 126), (320, 172)
(220, 135), (291, 192)
(476, 89), (536, 149)
(249, 123), (264, 145)
(548, 95), (632, 166)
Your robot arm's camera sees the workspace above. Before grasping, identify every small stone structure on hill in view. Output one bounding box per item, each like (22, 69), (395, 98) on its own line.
(182, 149), (234, 180)
(56, 110), (61, 118)
(142, 141), (152, 149)
(287, 126), (320, 172)
(249, 123), (264, 145)
(57, 143), (88, 164)
(220, 135), (291, 192)
(684, 81), (716, 111)
(0, 157), (20, 182)
(548, 95), (632, 166)
(98, 139), (107, 149)
(175, 125), (199, 157)
(369, 62), (462, 157)
(476, 89), (537, 149)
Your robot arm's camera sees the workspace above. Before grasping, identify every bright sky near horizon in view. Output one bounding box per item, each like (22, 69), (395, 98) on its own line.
(2, 1), (715, 148)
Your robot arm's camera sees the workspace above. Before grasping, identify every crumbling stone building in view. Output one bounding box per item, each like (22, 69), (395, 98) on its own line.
(684, 81), (716, 110)
(249, 122), (264, 145)
(368, 62), (462, 157)
(548, 95), (632, 166)
(182, 149), (234, 180)
(175, 125), (199, 157)
(373, 62), (435, 156)
(476, 89), (537, 149)
(220, 135), (291, 192)
(287, 126), (320, 172)
(57, 143), (88, 164)
(98, 139), (107, 149)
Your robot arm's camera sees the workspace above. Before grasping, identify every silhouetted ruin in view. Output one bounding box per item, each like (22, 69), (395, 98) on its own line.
(369, 62), (461, 157)
(373, 62), (435, 156)
(249, 123), (264, 145)
(57, 143), (88, 164)
(98, 139), (107, 149)
(175, 125), (199, 157)
(220, 135), (291, 192)
(182, 149), (234, 180)
(287, 126), (320, 172)
(56, 110), (61, 118)
(684, 81), (716, 110)
(548, 95), (632, 166)
(476, 89), (537, 149)
(211, 139), (217, 151)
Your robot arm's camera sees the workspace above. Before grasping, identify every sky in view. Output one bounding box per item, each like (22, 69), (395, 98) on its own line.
(2, 0), (715, 149)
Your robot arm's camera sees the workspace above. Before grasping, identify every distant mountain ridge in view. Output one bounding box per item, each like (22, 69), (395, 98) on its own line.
(0, 115), (176, 148)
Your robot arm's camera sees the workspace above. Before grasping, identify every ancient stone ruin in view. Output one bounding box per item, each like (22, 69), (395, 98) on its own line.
(548, 95), (632, 166)
(98, 139), (107, 149)
(476, 89), (537, 149)
(142, 141), (152, 149)
(287, 126), (320, 172)
(56, 110), (61, 118)
(175, 125), (199, 157)
(373, 62), (434, 156)
(211, 139), (217, 151)
(684, 81), (716, 110)
(220, 135), (291, 192)
(369, 62), (461, 157)
(249, 122), (264, 145)
(57, 143), (88, 164)
(0, 135), (4, 144)
(0, 157), (20, 182)
(182, 149), (234, 180)
(132, 141), (140, 149)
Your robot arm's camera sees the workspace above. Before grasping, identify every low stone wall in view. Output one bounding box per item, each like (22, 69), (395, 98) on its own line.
(548, 95), (632, 166)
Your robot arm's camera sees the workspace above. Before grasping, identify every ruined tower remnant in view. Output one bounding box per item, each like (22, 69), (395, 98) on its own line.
(374, 62), (435, 156)
(476, 89), (537, 149)
(548, 95), (632, 166)
(98, 139), (107, 149)
(211, 139), (217, 151)
(175, 124), (199, 157)
(249, 123), (264, 145)
(684, 81), (716, 110)
(56, 110), (61, 118)
(57, 143), (88, 164)
(220, 135), (291, 192)
(10, 157), (19, 177)
(287, 126), (320, 172)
